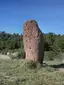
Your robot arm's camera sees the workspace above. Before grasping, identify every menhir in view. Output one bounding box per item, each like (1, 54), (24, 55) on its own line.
(23, 20), (44, 64)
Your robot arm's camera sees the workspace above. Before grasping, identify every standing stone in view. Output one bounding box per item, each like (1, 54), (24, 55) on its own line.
(23, 20), (44, 63)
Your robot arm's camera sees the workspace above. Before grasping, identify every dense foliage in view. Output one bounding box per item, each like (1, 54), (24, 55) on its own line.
(44, 33), (64, 52)
(0, 31), (64, 51)
(0, 31), (22, 50)
(0, 31), (64, 60)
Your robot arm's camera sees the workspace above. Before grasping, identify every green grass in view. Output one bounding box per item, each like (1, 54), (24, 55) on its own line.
(0, 59), (64, 85)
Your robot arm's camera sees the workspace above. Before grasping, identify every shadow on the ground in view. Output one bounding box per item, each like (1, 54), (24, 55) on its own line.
(50, 64), (64, 68)
(42, 63), (64, 68)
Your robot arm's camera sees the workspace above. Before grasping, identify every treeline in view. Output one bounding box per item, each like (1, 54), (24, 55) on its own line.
(44, 33), (64, 60)
(0, 31), (64, 53)
(44, 33), (64, 52)
(0, 31), (22, 50)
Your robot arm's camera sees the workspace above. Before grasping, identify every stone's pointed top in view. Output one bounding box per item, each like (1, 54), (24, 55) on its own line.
(24, 20), (38, 27)
(25, 20), (37, 23)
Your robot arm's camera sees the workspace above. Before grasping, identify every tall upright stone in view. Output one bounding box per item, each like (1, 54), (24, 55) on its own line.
(23, 20), (44, 63)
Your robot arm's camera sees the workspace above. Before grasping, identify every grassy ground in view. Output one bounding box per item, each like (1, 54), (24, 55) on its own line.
(0, 59), (64, 85)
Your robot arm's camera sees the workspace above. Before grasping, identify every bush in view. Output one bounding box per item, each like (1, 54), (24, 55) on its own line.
(9, 50), (25, 59)
(0, 49), (8, 55)
(23, 61), (42, 69)
(25, 61), (37, 69)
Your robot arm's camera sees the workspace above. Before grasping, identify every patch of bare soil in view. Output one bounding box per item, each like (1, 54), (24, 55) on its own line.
(0, 54), (10, 60)
(58, 68), (64, 72)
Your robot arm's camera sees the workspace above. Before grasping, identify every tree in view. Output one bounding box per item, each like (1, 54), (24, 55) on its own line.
(53, 36), (64, 52)
(44, 33), (56, 51)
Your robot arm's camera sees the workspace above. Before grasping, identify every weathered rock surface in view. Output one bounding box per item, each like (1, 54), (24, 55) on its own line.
(23, 20), (44, 63)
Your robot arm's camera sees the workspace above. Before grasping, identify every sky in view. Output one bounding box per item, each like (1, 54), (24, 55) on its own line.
(0, 0), (64, 34)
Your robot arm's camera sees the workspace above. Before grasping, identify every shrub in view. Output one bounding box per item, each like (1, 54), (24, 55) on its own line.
(23, 61), (42, 69)
(9, 50), (25, 59)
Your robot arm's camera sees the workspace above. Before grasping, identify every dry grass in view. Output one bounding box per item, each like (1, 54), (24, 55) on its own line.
(0, 59), (64, 85)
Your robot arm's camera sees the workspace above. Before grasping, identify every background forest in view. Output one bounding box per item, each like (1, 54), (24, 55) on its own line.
(0, 31), (64, 60)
